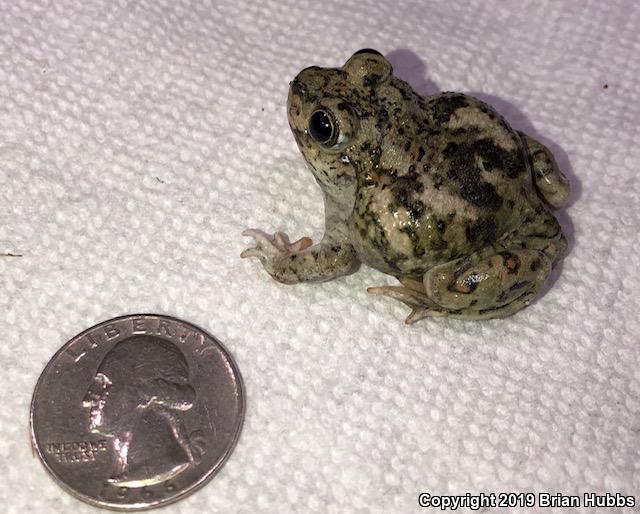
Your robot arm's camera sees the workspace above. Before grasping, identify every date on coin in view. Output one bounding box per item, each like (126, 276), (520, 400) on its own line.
(30, 314), (245, 511)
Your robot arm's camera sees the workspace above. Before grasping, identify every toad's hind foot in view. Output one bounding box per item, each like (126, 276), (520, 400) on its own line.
(368, 280), (539, 323)
(367, 280), (448, 324)
(369, 242), (553, 323)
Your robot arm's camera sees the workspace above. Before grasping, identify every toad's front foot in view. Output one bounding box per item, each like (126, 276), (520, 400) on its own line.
(242, 228), (359, 284)
(241, 229), (313, 264)
(241, 228), (318, 284)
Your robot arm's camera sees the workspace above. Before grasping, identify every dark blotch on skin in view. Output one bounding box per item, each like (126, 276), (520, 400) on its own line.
(398, 86), (412, 102)
(337, 102), (353, 114)
(443, 141), (505, 210)
(497, 290), (510, 303)
(363, 73), (382, 88)
(408, 201), (425, 222)
(474, 138), (524, 178)
(290, 78), (306, 96)
(383, 256), (401, 272)
(530, 256), (542, 271)
(499, 251), (521, 274)
(432, 94), (469, 124)
(393, 178), (425, 222)
(376, 108), (389, 129)
(465, 217), (498, 245)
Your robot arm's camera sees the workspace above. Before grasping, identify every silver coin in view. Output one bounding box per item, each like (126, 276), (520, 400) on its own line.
(30, 314), (245, 511)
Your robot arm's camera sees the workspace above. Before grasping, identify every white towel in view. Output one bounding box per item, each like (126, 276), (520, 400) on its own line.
(2, 0), (639, 512)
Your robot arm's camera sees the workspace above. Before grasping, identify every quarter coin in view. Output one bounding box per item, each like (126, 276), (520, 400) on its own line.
(30, 314), (245, 511)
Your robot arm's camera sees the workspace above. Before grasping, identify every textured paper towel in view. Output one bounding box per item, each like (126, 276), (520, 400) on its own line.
(1, 0), (639, 512)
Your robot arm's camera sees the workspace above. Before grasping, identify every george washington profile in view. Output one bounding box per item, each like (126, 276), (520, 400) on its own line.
(82, 336), (205, 486)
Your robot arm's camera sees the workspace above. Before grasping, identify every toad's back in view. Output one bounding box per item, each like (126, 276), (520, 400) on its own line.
(349, 89), (550, 278)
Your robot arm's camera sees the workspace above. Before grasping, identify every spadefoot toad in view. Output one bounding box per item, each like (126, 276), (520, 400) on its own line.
(242, 49), (570, 323)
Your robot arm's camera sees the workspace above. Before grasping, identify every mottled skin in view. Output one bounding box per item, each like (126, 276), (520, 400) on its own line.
(242, 50), (570, 323)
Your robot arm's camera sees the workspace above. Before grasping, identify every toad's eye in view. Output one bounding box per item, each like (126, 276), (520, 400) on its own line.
(308, 110), (335, 145)
(307, 104), (356, 152)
